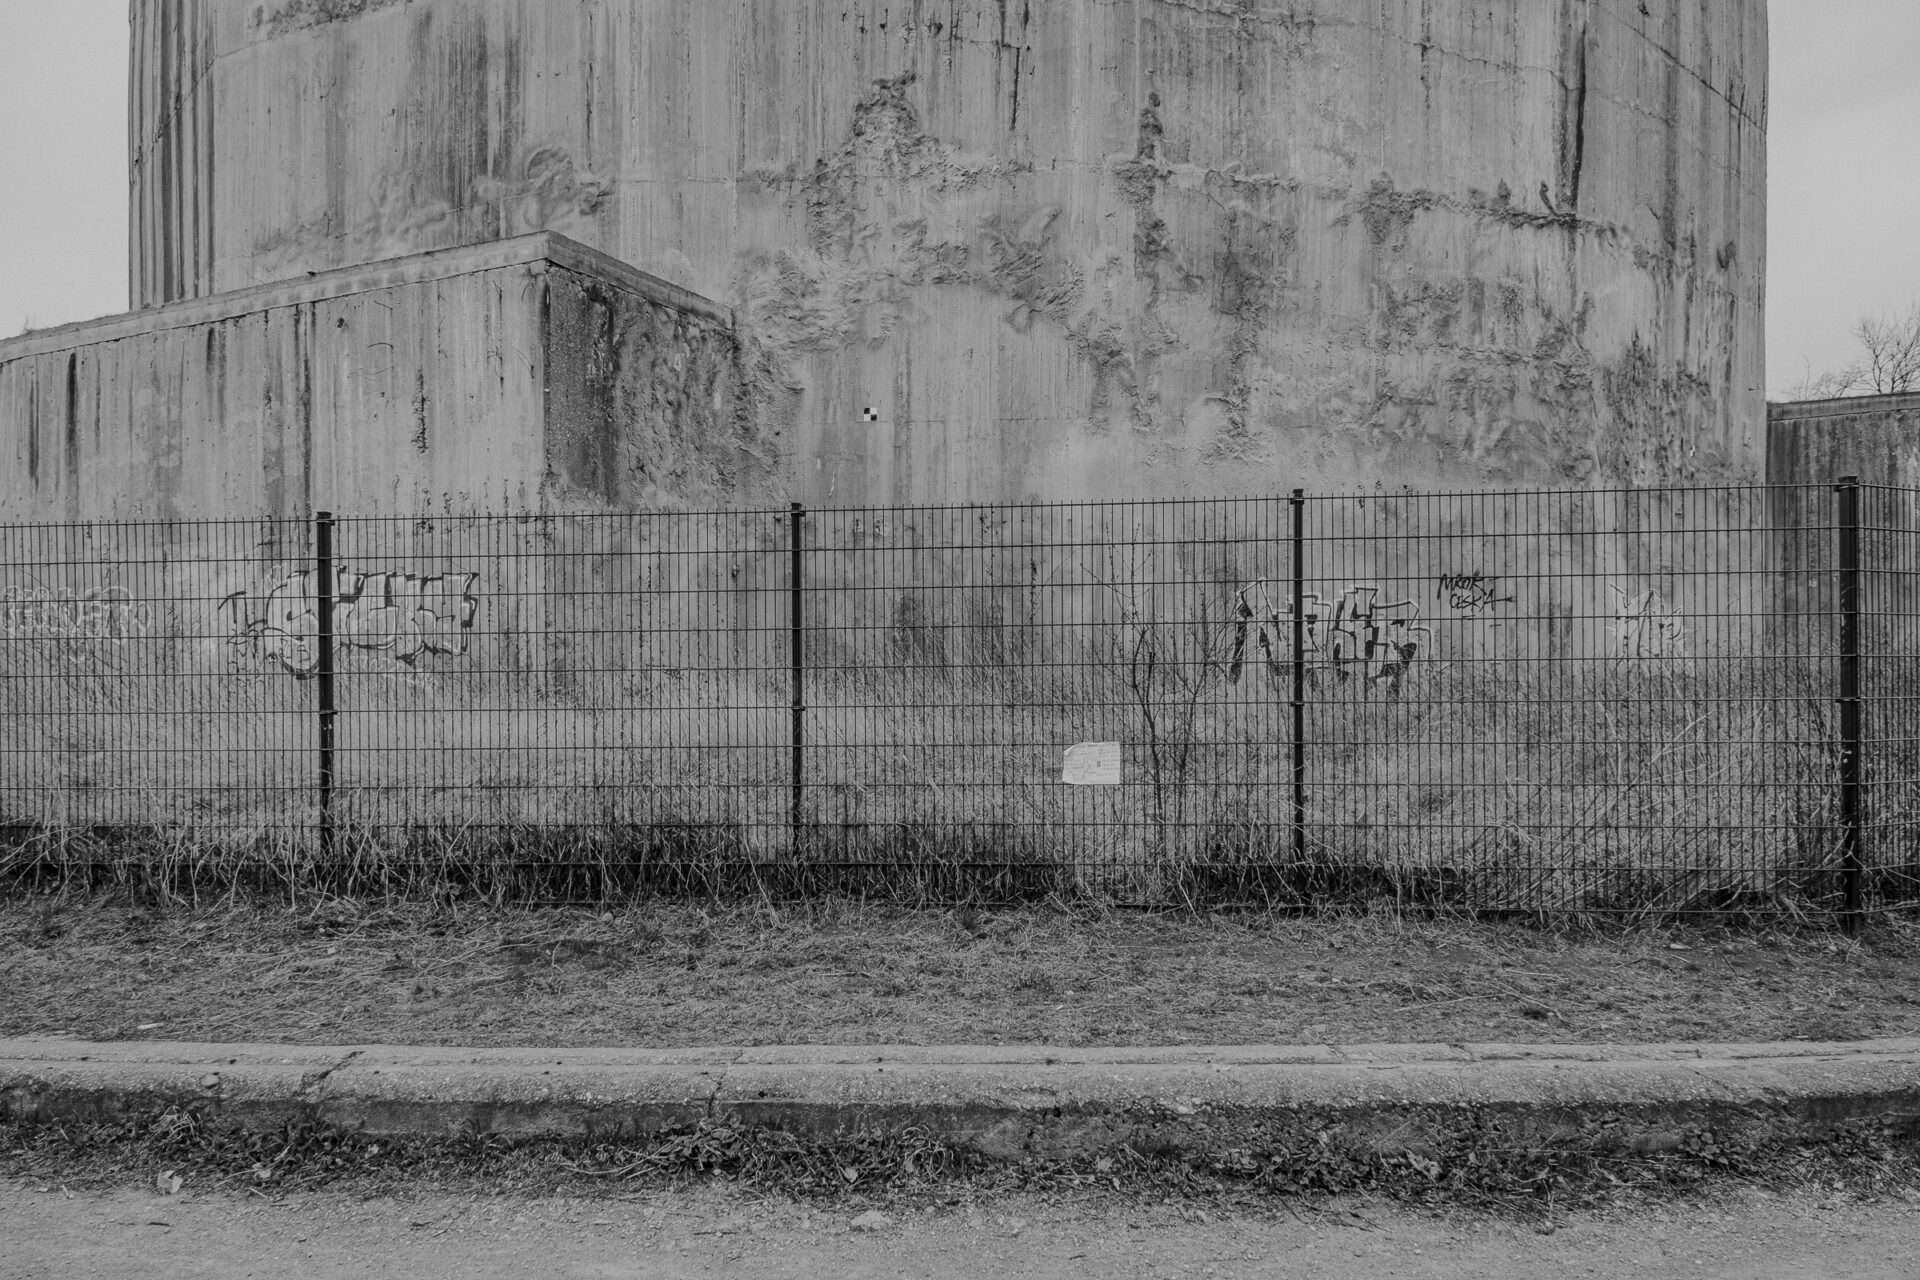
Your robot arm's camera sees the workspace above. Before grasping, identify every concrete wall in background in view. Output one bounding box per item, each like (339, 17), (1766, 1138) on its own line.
(0, 234), (753, 523)
(1767, 393), (1920, 489)
(128, 0), (1769, 505)
(1765, 394), (1920, 630)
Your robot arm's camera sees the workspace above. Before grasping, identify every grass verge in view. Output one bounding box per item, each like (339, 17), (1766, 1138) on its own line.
(5, 892), (1919, 1047)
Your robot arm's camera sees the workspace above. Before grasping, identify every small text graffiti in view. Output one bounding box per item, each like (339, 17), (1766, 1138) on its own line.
(1436, 572), (1515, 615)
(1227, 583), (1432, 693)
(1610, 583), (1685, 658)
(222, 566), (480, 676)
(2, 583), (153, 660)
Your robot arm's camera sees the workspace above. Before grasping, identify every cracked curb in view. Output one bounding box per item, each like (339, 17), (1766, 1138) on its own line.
(295, 1049), (364, 1105)
(5, 1038), (1918, 1163)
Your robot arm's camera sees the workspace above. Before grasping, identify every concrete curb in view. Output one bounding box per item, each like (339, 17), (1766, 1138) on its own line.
(6, 1038), (1920, 1162)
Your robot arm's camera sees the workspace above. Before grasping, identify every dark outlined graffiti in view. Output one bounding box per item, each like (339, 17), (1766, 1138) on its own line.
(1610, 583), (1685, 657)
(1436, 572), (1515, 615)
(1, 583), (153, 661)
(1227, 582), (1432, 694)
(222, 566), (480, 676)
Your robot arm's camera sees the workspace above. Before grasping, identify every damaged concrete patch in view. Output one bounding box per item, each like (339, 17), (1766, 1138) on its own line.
(1146, 0), (1319, 53)
(1343, 176), (1444, 248)
(250, 0), (411, 37)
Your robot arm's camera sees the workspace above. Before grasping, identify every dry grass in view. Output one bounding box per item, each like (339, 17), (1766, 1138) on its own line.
(4, 599), (1912, 916)
(5, 894), (1919, 1049)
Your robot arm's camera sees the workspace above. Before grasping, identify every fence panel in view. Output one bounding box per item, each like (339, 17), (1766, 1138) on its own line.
(1298, 487), (1840, 915)
(1, 518), (315, 871)
(309, 511), (792, 893)
(798, 498), (1293, 899)
(1862, 484), (1920, 909)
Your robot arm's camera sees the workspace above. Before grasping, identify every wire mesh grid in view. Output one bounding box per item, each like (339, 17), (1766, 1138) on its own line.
(321, 510), (792, 895)
(0, 517), (314, 858)
(1299, 487), (1837, 915)
(798, 498), (1292, 900)
(2, 485), (1914, 915)
(1860, 485), (1920, 907)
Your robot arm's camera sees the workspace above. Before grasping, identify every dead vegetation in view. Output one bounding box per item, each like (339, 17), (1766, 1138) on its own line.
(8, 1083), (1918, 1220)
(4, 894), (1917, 1049)
(4, 648), (1905, 918)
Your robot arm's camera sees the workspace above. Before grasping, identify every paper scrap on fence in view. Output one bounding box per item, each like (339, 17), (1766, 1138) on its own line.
(1062, 742), (1122, 786)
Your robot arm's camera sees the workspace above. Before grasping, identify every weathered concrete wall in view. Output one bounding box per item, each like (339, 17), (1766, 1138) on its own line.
(1768, 392), (1920, 617)
(0, 233), (750, 522)
(544, 260), (759, 512)
(1765, 394), (1920, 633)
(130, 0), (219, 310)
(1767, 394), (1920, 489)
(128, 0), (1768, 504)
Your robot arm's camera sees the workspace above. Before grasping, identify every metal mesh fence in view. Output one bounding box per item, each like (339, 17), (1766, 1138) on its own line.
(0, 518), (313, 847)
(1859, 485), (1920, 907)
(3, 483), (1915, 917)
(1301, 487), (1831, 915)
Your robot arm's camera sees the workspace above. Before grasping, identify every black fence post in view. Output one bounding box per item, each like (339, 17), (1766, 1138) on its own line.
(315, 511), (338, 864)
(789, 502), (806, 856)
(1836, 476), (1864, 933)
(1290, 489), (1307, 868)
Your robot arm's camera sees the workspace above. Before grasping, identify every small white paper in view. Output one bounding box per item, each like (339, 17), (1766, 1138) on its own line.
(1062, 742), (1122, 786)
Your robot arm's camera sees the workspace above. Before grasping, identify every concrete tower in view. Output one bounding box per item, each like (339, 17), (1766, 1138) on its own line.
(11, 1), (1769, 520)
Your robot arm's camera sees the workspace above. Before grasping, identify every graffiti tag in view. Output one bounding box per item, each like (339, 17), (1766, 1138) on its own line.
(1436, 572), (1515, 615)
(1610, 583), (1685, 658)
(1227, 583), (1432, 693)
(2, 583), (153, 660)
(222, 566), (480, 676)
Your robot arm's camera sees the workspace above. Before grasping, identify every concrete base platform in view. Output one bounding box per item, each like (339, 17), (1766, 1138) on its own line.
(0, 231), (750, 523)
(7, 1039), (1919, 1163)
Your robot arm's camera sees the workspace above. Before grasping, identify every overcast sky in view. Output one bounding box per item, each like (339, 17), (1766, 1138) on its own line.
(0, 2), (1915, 399)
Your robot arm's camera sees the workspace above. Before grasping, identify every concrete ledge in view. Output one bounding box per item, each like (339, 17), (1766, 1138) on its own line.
(7, 1038), (1919, 1162)
(1768, 391), (1920, 422)
(0, 231), (729, 362)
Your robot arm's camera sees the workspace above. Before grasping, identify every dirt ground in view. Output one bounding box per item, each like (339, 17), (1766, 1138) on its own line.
(3, 897), (1918, 1048)
(6, 1180), (1920, 1280)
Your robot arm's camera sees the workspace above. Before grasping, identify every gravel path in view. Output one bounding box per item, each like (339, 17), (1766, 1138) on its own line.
(6, 1181), (1919, 1279)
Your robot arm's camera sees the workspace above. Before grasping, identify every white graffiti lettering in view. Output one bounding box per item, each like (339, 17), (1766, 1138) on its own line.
(1, 583), (153, 660)
(1610, 583), (1685, 658)
(222, 566), (480, 676)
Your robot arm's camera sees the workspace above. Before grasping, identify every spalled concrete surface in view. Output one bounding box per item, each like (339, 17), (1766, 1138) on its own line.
(126, 0), (1768, 503)
(7, 1038), (1918, 1162)
(0, 231), (754, 522)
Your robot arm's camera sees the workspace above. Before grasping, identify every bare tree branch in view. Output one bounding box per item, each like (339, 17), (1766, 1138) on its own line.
(1778, 302), (1920, 400)
(1780, 358), (1866, 401)
(1854, 303), (1920, 394)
